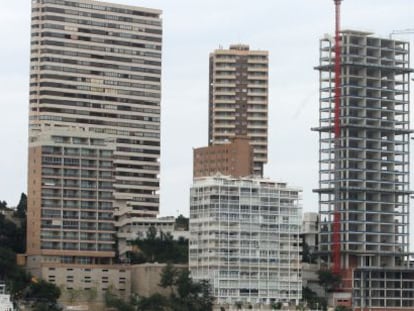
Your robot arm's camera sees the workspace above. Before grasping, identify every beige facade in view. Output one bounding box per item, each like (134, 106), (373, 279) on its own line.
(27, 129), (116, 264)
(29, 0), (163, 259)
(31, 262), (131, 303)
(130, 263), (187, 298)
(193, 136), (253, 178)
(208, 44), (268, 177)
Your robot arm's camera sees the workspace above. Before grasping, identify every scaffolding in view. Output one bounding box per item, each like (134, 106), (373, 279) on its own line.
(314, 30), (412, 276)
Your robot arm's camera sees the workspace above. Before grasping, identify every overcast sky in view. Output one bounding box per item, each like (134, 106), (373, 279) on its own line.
(1, 0), (414, 219)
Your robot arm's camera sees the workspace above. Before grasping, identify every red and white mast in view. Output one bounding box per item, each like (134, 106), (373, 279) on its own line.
(332, 0), (342, 276)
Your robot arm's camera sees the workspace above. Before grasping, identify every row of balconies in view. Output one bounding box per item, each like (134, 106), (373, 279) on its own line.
(42, 224), (114, 231)
(42, 158), (113, 167)
(41, 235), (114, 242)
(320, 95), (408, 106)
(42, 172), (113, 180)
(41, 183), (113, 190)
(320, 84), (408, 96)
(192, 192), (298, 199)
(41, 243), (114, 251)
(42, 150), (113, 159)
(319, 117), (407, 128)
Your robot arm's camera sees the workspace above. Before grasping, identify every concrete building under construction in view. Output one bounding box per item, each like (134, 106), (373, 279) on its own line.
(314, 29), (414, 309)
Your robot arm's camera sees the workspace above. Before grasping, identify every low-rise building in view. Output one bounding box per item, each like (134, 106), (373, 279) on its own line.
(116, 216), (189, 257)
(301, 213), (324, 296)
(39, 264), (131, 303)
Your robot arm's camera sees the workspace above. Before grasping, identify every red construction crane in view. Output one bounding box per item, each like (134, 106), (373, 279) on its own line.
(332, 0), (342, 276)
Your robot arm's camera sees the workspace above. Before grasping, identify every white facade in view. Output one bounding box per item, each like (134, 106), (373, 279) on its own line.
(0, 284), (13, 311)
(189, 175), (302, 306)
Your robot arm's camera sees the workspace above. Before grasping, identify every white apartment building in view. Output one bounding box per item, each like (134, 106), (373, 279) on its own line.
(189, 175), (302, 306)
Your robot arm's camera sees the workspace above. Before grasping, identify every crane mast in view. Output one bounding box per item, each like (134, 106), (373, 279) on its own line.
(332, 0), (342, 276)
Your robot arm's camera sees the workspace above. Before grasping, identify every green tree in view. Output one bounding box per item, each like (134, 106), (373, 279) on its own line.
(130, 227), (188, 264)
(32, 301), (62, 311)
(86, 287), (98, 302)
(318, 270), (342, 293)
(0, 246), (31, 299)
(159, 263), (177, 294)
(175, 215), (189, 230)
(0, 209), (26, 253)
(136, 293), (168, 311)
(0, 247), (17, 280)
(0, 200), (7, 209)
(301, 287), (327, 311)
(27, 280), (61, 303)
(15, 193), (27, 218)
(171, 270), (213, 311)
(129, 251), (147, 264)
(136, 264), (215, 311)
(104, 290), (135, 311)
(65, 288), (82, 303)
(147, 225), (157, 240)
(235, 301), (243, 309)
(302, 241), (316, 264)
(8, 267), (31, 300)
(0, 195), (56, 307)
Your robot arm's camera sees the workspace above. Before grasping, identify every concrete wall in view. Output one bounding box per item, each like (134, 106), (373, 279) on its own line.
(130, 263), (187, 297)
(40, 264), (131, 303)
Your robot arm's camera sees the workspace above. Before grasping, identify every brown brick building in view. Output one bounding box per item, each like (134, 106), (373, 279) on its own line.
(208, 44), (268, 177)
(193, 136), (253, 178)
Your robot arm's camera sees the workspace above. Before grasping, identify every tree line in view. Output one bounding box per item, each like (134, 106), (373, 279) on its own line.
(0, 194), (62, 311)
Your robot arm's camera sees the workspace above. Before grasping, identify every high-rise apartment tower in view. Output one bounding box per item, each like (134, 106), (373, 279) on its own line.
(314, 30), (414, 309)
(208, 44), (268, 177)
(27, 0), (162, 263)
